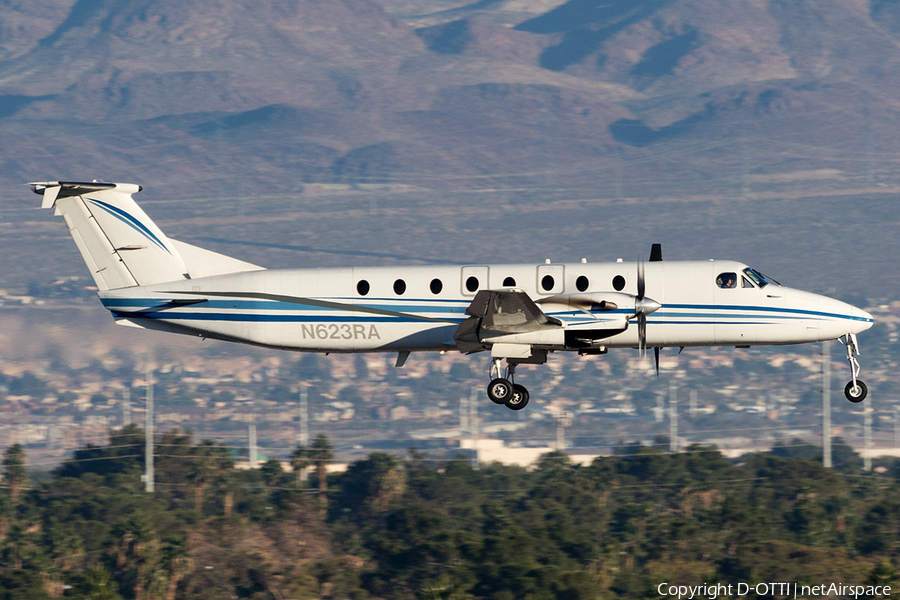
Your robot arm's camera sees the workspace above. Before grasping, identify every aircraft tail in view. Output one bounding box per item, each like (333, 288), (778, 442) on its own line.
(32, 181), (263, 290)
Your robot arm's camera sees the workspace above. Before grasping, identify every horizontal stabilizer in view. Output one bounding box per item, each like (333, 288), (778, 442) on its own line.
(31, 181), (128, 209)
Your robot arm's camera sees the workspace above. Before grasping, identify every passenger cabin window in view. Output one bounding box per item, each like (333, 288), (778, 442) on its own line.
(357, 280), (370, 296)
(576, 275), (589, 292)
(430, 278), (443, 294)
(716, 272), (737, 289)
(393, 279), (406, 295)
(612, 275), (625, 291)
(502, 277), (516, 287)
(465, 276), (479, 292)
(541, 275), (555, 292)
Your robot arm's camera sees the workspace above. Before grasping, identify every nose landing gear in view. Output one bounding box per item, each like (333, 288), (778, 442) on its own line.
(486, 358), (530, 410)
(840, 334), (868, 403)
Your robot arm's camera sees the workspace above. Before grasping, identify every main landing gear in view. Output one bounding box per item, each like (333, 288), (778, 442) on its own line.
(841, 334), (868, 403)
(486, 358), (529, 410)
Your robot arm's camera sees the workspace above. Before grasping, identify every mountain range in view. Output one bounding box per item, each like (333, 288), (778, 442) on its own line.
(1, 0), (898, 189)
(1, 0), (898, 296)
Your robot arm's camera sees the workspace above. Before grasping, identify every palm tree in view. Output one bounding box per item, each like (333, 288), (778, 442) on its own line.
(2, 444), (26, 506)
(290, 444), (310, 488)
(188, 441), (233, 515)
(75, 567), (123, 600)
(161, 536), (191, 600)
(310, 434), (333, 501)
(113, 514), (160, 600)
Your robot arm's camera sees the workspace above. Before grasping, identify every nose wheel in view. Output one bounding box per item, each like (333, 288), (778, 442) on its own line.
(840, 334), (868, 403)
(844, 380), (868, 403)
(486, 359), (530, 410)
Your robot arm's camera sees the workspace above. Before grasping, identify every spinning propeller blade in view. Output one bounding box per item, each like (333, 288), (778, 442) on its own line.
(634, 245), (663, 360)
(637, 258), (645, 302)
(637, 257), (646, 356)
(638, 312), (647, 357)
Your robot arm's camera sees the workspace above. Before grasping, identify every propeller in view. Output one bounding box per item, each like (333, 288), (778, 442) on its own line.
(636, 259), (647, 356)
(633, 247), (663, 373)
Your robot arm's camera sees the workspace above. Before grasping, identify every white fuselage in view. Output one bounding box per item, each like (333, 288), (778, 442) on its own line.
(99, 259), (873, 354)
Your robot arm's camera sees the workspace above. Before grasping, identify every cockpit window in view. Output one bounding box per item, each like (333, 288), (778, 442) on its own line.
(716, 272), (737, 289)
(743, 268), (780, 288)
(742, 276), (754, 288)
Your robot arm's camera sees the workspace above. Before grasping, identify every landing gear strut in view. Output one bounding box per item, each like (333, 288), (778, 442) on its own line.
(841, 334), (868, 403)
(486, 358), (529, 410)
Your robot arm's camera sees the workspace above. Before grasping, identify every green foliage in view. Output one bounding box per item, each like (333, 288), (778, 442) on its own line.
(3, 436), (900, 599)
(3, 444), (26, 506)
(55, 425), (144, 482)
(312, 433), (334, 495)
(71, 567), (124, 600)
(331, 452), (406, 522)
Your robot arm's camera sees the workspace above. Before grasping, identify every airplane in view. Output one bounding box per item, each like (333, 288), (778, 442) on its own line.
(30, 180), (874, 410)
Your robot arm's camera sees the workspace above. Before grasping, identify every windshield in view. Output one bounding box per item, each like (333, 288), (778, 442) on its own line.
(743, 267), (780, 288)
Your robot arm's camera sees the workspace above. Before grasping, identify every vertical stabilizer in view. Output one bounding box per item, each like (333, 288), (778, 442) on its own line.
(32, 181), (190, 290)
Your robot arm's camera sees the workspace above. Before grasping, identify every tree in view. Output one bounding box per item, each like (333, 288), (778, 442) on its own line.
(73, 567), (124, 600)
(866, 558), (898, 593)
(55, 425), (144, 481)
(188, 441), (234, 515)
(113, 514), (161, 600)
(831, 437), (863, 472)
(290, 444), (310, 488)
(2, 445), (26, 506)
(160, 536), (191, 600)
(260, 458), (288, 488)
(332, 453), (406, 522)
(311, 434), (333, 501)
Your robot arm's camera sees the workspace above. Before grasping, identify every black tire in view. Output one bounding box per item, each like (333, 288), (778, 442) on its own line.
(506, 384), (529, 410)
(845, 380), (868, 403)
(487, 378), (512, 404)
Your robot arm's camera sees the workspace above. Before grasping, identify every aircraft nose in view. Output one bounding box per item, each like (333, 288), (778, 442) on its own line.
(849, 305), (875, 334)
(822, 296), (874, 336)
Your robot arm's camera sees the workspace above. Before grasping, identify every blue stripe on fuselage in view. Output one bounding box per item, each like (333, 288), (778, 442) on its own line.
(101, 297), (470, 315)
(663, 303), (872, 322)
(100, 297), (870, 325)
(110, 311), (467, 323)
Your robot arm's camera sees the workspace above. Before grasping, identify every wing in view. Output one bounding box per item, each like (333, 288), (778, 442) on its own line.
(453, 289), (563, 353)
